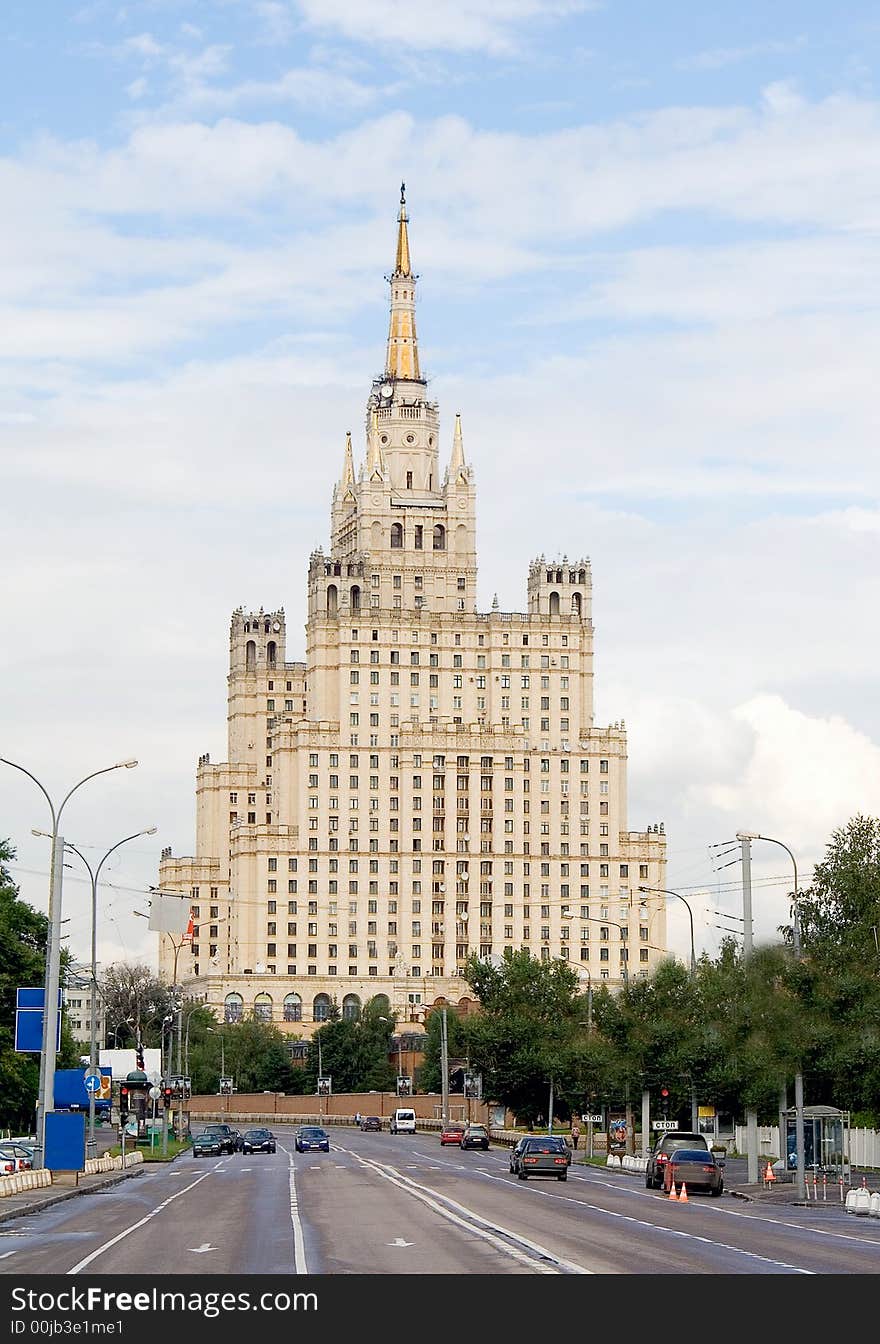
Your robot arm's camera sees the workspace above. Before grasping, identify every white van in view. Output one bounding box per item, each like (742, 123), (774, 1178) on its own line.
(390, 1108), (416, 1135)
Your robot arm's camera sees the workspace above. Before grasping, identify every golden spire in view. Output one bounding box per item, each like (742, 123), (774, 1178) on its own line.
(394, 181), (411, 278)
(341, 430), (355, 487)
(385, 182), (421, 382)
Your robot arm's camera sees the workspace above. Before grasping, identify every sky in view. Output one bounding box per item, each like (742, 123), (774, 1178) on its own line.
(2, 0), (880, 981)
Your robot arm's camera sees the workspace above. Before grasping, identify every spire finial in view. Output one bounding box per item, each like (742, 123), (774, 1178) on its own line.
(341, 430), (355, 487)
(449, 411), (466, 477)
(386, 182), (421, 379)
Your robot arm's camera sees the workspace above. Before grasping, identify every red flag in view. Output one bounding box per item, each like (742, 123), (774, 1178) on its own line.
(182, 912), (195, 943)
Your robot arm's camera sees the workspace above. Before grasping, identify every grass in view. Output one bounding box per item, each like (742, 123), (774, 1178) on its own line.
(106, 1138), (191, 1162)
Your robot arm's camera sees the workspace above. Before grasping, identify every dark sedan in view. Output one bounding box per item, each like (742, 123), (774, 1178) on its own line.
(509, 1135), (571, 1181)
(359, 1115), (382, 1131)
(192, 1132), (223, 1158)
(460, 1124), (490, 1151)
(295, 1126), (330, 1153)
(241, 1128), (276, 1153)
(668, 1148), (724, 1196)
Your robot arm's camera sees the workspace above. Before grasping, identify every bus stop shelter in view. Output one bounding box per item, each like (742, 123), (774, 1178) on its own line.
(784, 1104), (851, 1181)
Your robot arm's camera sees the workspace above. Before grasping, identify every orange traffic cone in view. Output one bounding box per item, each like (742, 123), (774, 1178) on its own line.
(764, 1162), (776, 1185)
(679, 1182), (688, 1203)
(668, 1179), (678, 1200)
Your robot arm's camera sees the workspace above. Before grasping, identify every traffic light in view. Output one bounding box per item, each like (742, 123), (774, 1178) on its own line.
(162, 1086), (173, 1108)
(660, 1086), (670, 1117)
(119, 1086), (129, 1122)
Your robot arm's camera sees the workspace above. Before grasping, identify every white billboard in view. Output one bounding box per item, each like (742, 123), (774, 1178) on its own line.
(147, 891), (192, 934)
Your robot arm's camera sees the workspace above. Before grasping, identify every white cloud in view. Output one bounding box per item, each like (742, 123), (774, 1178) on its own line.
(293, 0), (591, 55)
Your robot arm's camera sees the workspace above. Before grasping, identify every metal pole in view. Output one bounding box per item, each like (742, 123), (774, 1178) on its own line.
(37, 833), (65, 1168)
(740, 837), (754, 958)
(641, 1088), (650, 1157)
(440, 1007), (449, 1124)
(548, 1076), (554, 1134)
(691, 1082), (698, 1134)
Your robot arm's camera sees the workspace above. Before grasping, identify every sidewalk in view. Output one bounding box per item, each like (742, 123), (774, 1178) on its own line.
(0, 1164), (146, 1224)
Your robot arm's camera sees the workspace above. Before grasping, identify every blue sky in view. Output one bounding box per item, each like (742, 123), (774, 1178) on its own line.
(2, 1), (879, 973)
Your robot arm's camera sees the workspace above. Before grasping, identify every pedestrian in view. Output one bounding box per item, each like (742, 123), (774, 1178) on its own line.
(355, 1110), (361, 1127)
(571, 1123), (581, 1151)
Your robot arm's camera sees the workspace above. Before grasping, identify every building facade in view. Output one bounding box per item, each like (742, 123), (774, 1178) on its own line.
(158, 187), (668, 1037)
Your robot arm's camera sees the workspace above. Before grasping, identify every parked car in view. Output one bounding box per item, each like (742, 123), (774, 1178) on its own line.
(199, 1123), (239, 1155)
(668, 1148), (724, 1196)
(645, 1132), (710, 1189)
(460, 1124), (490, 1151)
(240, 1128), (276, 1154)
(509, 1135), (571, 1181)
(389, 1108), (416, 1135)
(440, 1122), (467, 1146)
(295, 1126), (330, 1153)
(359, 1116), (382, 1131)
(0, 1143), (34, 1171)
(192, 1131), (223, 1158)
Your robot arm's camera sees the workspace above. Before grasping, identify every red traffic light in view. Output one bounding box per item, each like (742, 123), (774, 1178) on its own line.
(120, 1087), (129, 1100)
(660, 1087), (669, 1097)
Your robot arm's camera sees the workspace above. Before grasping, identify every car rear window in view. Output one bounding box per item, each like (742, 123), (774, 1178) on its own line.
(662, 1136), (707, 1152)
(673, 1149), (715, 1162)
(526, 1137), (567, 1152)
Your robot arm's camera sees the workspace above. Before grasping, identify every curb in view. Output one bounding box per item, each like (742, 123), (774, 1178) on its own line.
(0, 1167), (144, 1224)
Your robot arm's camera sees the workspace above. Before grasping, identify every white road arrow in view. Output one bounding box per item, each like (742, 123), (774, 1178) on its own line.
(388, 1238), (414, 1247)
(189, 1244), (218, 1254)
(0, 1251), (17, 1259)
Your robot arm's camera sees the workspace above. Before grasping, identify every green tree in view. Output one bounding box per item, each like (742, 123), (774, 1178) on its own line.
(797, 815), (880, 963)
(462, 949), (584, 1125)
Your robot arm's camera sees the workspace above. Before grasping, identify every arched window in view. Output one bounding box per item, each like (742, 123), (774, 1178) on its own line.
(224, 992), (243, 1024)
(432, 524), (446, 551)
(283, 993), (302, 1022)
(245, 640), (256, 670)
(313, 993), (332, 1022)
(327, 584), (338, 616)
(391, 522), (403, 549)
(572, 592), (582, 616)
(414, 525), (423, 550)
(254, 992), (273, 1023)
(406, 471), (413, 489)
(350, 585), (361, 613)
(579, 569), (586, 584)
(549, 591), (560, 616)
(267, 640), (277, 666)
(342, 994), (361, 1022)
(370, 993), (390, 1015)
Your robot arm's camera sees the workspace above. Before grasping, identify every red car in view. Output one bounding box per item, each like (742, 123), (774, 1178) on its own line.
(440, 1123), (466, 1146)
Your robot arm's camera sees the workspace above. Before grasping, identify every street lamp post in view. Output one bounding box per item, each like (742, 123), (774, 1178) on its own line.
(736, 830), (806, 1202)
(638, 885), (696, 972)
(61, 828), (157, 1154)
(1, 755), (137, 1168)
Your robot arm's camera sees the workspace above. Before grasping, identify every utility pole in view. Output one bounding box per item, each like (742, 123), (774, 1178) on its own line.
(548, 1077), (554, 1134)
(440, 1007), (449, 1124)
(738, 834), (758, 1183)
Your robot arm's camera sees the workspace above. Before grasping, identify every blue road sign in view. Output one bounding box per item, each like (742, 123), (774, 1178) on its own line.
(14, 987), (63, 1053)
(83, 1073), (102, 1094)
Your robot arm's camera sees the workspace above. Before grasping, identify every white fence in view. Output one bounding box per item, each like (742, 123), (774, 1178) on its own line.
(733, 1125), (880, 1169)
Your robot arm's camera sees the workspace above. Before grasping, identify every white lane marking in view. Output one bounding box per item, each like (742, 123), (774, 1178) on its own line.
(353, 1145), (814, 1275)
(68, 1173), (212, 1274)
(582, 1169), (880, 1249)
(487, 1171), (815, 1273)
(0, 1251), (17, 1259)
(389, 1238), (414, 1247)
(341, 1148), (586, 1274)
(287, 1150), (309, 1275)
(189, 1244), (217, 1254)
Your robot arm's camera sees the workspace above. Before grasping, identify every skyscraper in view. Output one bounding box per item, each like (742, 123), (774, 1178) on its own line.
(158, 186), (668, 1037)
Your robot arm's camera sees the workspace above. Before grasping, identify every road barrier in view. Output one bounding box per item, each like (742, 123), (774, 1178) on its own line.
(0, 1168), (52, 1198)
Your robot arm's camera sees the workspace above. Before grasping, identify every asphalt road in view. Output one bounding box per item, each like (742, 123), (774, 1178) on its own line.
(3, 1125), (880, 1275)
